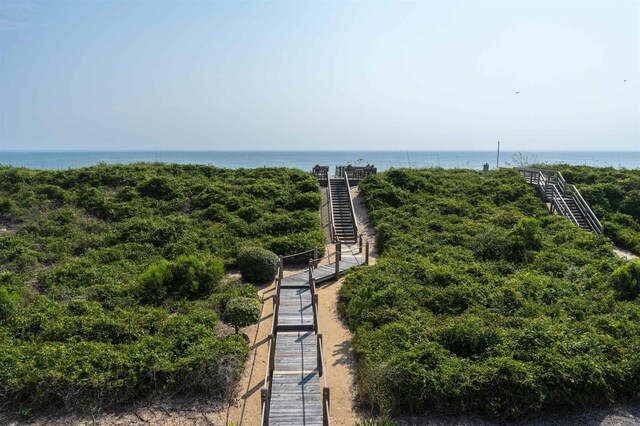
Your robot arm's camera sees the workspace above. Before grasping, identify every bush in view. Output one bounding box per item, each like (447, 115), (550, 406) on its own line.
(137, 255), (224, 303)
(237, 247), (278, 283)
(0, 287), (20, 322)
(223, 297), (261, 333)
(610, 259), (640, 300)
(137, 176), (183, 200)
(342, 168), (640, 418)
(0, 163), (325, 413)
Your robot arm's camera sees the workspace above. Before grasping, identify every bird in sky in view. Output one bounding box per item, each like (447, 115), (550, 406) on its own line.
(515, 91), (520, 94)
(624, 80), (627, 82)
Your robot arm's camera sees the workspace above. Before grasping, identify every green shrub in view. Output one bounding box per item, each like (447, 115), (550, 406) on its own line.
(0, 163), (325, 413)
(137, 255), (224, 303)
(610, 260), (640, 300)
(223, 297), (261, 333)
(237, 247), (278, 283)
(343, 168), (640, 418)
(0, 287), (20, 322)
(137, 175), (183, 200)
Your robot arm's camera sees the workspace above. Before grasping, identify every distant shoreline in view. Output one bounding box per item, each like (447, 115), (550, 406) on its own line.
(1, 150), (638, 171)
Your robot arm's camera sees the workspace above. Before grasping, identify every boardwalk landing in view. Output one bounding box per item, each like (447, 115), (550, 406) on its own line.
(266, 245), (365, 426)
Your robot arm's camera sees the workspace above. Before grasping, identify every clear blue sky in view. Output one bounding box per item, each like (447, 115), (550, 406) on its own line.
(0, 0), (638, 151)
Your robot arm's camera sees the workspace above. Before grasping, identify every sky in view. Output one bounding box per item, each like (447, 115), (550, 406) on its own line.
(0, 0), (638, 151)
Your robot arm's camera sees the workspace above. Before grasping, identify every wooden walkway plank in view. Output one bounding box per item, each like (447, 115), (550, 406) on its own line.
(267, 246), (365, 425)
(277, 287), (314, 328)
(274, 331), (317, 373)
(269, 372), (323, 426)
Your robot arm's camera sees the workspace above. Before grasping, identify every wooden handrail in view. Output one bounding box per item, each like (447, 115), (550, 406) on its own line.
(260, 265), (282, 425)
(567, 184), (604, 233)
(280, 247), (317, 259)
(518, 167), (603, 234)
(549, 184), (580, 227)
(327, 178), (337, 242)
(343, 173), (358, 242)
(323, 387), (331, 426)
(317, 333), (330, 425)
(309, 266), (330, 426)
(261, 391), (268, 426)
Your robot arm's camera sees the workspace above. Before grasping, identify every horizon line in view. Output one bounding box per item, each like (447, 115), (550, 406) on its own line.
(2, 149), (639, 153)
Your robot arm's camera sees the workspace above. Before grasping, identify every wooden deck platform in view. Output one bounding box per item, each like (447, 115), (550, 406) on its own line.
(265, 245), (365, 425)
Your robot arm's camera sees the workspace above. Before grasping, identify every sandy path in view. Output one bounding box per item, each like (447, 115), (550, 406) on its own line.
(613, 246), (640, 260)
(350, 186), (377, 260)
(316, 277), (365, 425)
(223, 280), (276, 426)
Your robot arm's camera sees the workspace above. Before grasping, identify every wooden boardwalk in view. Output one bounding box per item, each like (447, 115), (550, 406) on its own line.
(262, 245), (365, 426)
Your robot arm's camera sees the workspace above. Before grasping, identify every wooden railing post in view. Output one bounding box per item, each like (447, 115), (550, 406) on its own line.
(323, 386), (331, 426)
(313, 247), (318, 267)
(334, 243), (341, 280)
(268, 333), (275, 374)
(308, 260), (313, 286)
(312, 294), (319, 333)
(276, 276), (281, 298)
(278, 256), (283, 281)
(273, 295), (279, 328)
(359, 235), (363, 253)
(261, 387), (269, 425)
(365, 241), (370, 265)
(317, 333), (323, 375)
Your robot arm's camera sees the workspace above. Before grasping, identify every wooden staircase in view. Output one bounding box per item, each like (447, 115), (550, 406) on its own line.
(328, 177), (358, 243)
(518, 168), (604, 234)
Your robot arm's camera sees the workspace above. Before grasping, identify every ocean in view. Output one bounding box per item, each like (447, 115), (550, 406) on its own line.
(0, 151), (638, 171)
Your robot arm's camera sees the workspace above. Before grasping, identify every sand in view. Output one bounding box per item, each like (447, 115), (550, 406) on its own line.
(613, 246), (640, 261)
(316, 277), (366, 425)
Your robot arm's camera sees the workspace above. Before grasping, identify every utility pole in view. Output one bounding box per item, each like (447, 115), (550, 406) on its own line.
(496, 141), (500, 169)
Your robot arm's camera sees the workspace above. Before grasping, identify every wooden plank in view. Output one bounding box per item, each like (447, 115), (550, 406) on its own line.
(266, 248), (366, 425)
(274, 331), (317, 373)
(277, 287), (314, 327)
(269, 372), (323, 426)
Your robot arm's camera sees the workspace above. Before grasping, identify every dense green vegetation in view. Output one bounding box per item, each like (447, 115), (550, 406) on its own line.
(554, 165), (640, 254)
(340, 168), (639, 418)
(0, 163), (325, 413)
(237, 246), (279, 284)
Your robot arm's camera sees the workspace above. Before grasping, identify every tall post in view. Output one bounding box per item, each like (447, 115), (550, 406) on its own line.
(312, 294), (319, 333)
(313, 247), (318, 268)
(278, 255), (283, 281)
(268, 334), (275, 374)
(308, 260), (314, 290)
(323, 386), (331, 426)
(359, 235), (363, 253)
(261, 387), (269, 424)
(317, 333), (323, 375)
(365, 241), (370, 265)
(496, 140), (500, 169)
(273, 295), (279, 328)
(335, 242), (341, 280)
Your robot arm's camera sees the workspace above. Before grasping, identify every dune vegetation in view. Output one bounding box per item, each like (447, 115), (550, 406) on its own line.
(552, 165), (640, 254)
(0, 163), (325, 414)
(340, 168), (640, 418)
